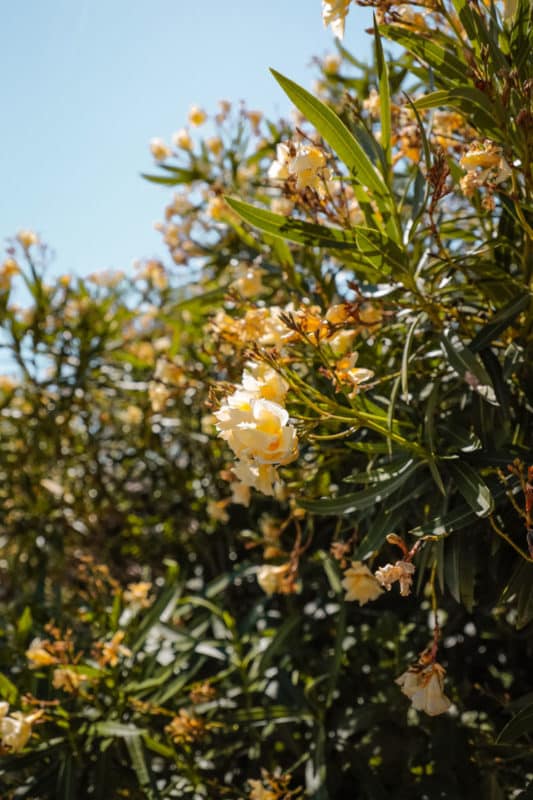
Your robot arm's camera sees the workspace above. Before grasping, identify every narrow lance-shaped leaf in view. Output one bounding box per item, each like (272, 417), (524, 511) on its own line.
(270, 68), (400, 239)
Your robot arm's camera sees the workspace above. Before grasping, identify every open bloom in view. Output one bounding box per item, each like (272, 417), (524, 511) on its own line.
(322, 0), (351, 38)
(150, 138), (171, 161)
(342, 561), (384, 605)
(396, 662), (452, 716)
(0, 703), (40, 752)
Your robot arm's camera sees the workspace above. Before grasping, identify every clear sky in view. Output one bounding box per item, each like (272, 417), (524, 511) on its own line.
(1, 1), (373, 278)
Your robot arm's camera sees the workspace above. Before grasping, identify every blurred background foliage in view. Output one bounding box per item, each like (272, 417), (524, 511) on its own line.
(0, 0), (533, 797)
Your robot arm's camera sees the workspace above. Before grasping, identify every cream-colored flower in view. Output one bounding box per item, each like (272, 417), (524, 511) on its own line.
(248, 778), (277, 800)
(396, 662), (452, 716)
(268, 143), (291, 182)
(270, 197), (294, 216)
(0, 258), (20, 290)
(172, 128), (193, 150)
(150, 138), (171, 161)
(230, 263), (267, 298)
(17, 230), (39, 249)
(241, 364), (289, 405)
(323, 53), (341, 74)
(26, 639), (58, 668)
(257, 563), (291, 595)
(290, 145), (328, 192)
(322, 0), (351, 38)
(363, 88), (381, 118)
(188, 105), (207, 126)
(334, 353), (374, 397)
(123, 581), (152, 608)
(216, 394), (298, 466)
(207, 499), (230, 523)
(99, 631), (131, 668)
(52, 667), (88, 693)
(342, 561), (384, 605)
(206, 136), (223, 157)
(375, 560), (415, 596)
(230, 480), (251, 507)
(148, 381), (171, 413)
(232, 460), (280, 496)
(0, 705), (40, 752)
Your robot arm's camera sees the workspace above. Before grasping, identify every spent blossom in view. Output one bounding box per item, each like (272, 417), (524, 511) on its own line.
(396, 661), (452, 716)
(375, 560), (415, 597)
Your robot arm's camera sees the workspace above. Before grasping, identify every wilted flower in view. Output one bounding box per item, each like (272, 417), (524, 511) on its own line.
(375, 560), (415, 596)
(230, 480), (251, 507)
(165, 709), (204, 743)
(248, 779), (277, 800)
(342, 561), (384, 605)
(396, 661), (452, 716)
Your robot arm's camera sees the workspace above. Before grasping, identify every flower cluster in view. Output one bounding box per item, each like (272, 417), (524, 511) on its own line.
(268, 141), (330, 195)
(215, 363), (298, 496)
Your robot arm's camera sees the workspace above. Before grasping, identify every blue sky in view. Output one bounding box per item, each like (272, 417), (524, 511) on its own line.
(1, 1), (372, 277)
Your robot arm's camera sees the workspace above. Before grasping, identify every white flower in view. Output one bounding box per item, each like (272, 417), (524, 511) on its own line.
(230, 480), (251, 506)
(172, 128), (193, 150)
(268, 143), (291, 181)
(396, 662), (452, 716)
(232, 460), (280, 496)
(0, 705), (40, 752)
(341, 561), (384, 605)
(322, 0), (351, 39)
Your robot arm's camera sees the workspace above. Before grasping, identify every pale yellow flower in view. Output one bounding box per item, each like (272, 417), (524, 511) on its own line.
(172, 128), (193, 150)
(206, 136), (223, 157)
(150, 138), (171, 161)
(17, 230), (39, 249)
(230, 480), (251, 507)
(207, 499), (230, 523)
(188, 105), (207, 126)
(290, 145), (328, 192)
(342, 561), (384, 605)
(0, 258), (20, 291)
(248, 778), (277, 800)
(99, 631), (131, 668)
(230, 263), (267, 298)
(53, 667), (88, 693)
(26, 640), (58, 668)
(123, 581), (152, 608)
(323, 53), (341, 74)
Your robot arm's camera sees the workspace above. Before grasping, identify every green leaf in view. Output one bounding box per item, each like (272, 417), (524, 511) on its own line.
(269, 69), (396, 225)
(0, 672), (18, 704)
(441, 330), (498, 405)
(447, 461), (494, 517)
(469, 293), (530, 352)
(414, 88), (503, 138)
(380, 25), (467, 83)
(298, 459), (420, 515)
(374, 20), (392, 176)
(225, 197), (359, 250)
(497, 702), (533, 744)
